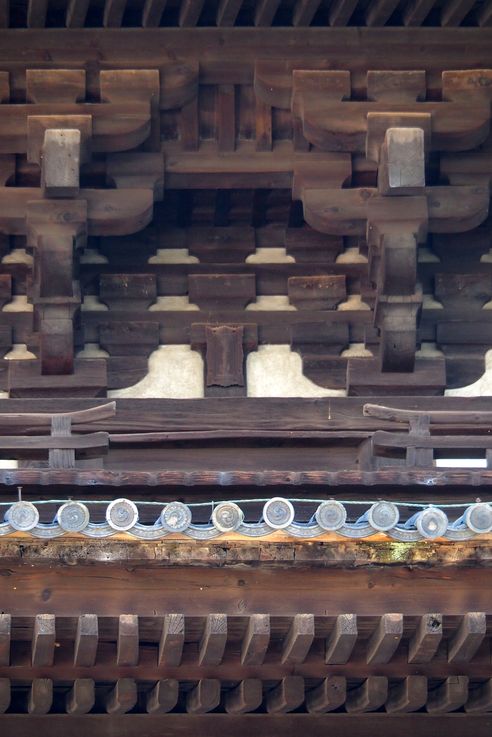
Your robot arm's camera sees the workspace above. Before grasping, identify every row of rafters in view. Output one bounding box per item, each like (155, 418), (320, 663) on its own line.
(0, 0), (491, 28)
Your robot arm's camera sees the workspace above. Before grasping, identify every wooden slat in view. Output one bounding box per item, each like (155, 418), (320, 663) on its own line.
(325, 614), (358, 664)
(477, 0), (492, 25)
(142, 0), (167, 26)
(329, 0), (358, 24)
(255, 0), (281, 25)
(448, 612), (486, 663)
(366, 614), (403, 664)
(27, 0), (48, 27)
(74, 614), (98, 667)
(292, 0), (322, 25)
(346, 677), (388, 713)
(386, 676), (428, 713)
(32, 614), (55, 667)
(427, 676), (469, 713)
(363, 403), (492, 425)
(0, 402), (115, 427)
(241, 614), (270, 666)
(198, 614), (227, 666)
(28, 679), (53, 715)
(465, 680), (492, 713)
(158, 614), (184, 666)
(441, 0), (475, 25)
(281, 614), (315, 665)
(146, 679), (179, 714)
(105, 679), (138, 715)
(217, 0), (243, 25)
(225, 679), (263, 714)
(0, 679), (9, 714)
(66, 0), (91, 27)
(306, 677), (346, 713)
(103, 0), (127, 26)
(179, 0), (205, 26)
(408, 614), (442, 664)
(266, 677), (305, 714)
(117, 614), (139, 666)
(66, 679), (95, 715)
(402, 0), (436, 25)
(0, 614), (10, 666)
(186, 679), (221, 714)
(365, 0), (400, 25)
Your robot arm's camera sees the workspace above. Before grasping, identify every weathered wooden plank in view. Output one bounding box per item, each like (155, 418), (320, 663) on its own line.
(427, 676), (469, 713)
(186, 679), (221, 714)
(198, 614), (228, 666)
(32, 615), (55, 667)
(306, 677), (346, 713)
(74, 614), (99, 667)
(408, 614), (442, 664)
(117, 614), (139, 666)
(281, 614), (315, 665)
(266, 677), (304, 714)
(225, 679), (263, 714)
(325, 614), (358, 664)
(0, 401), (115, 427)
(346, 677), (388, 713)
(158, 614), (184, 666)
(386, 676), (428, 713)
(146, 679), (179, 714)
(66, 679), (95, 715)
(448, 612), (486, 663)
(241, 614), (270, 666)
(105, 679), (138, 715)
(366, 614), (403, 664)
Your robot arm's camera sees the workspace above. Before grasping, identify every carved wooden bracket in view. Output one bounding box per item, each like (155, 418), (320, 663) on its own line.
(191, 323), (258, 396)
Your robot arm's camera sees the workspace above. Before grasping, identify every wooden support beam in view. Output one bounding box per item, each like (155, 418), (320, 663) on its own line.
(0, 679), (9, 714)
(441, 0), (475, 25)
(402, 0), (435, 25)
(306, 677), (346, 713)
(325, 614), (358, 664)
(292, 0), (322, 25)
(0, 614), (10, 666)
(32, 614), (55, 667)
(427, 676), (469, 713)
(386, 676), (428, 713)
(366, 613), (403, 664)
(66, 0), (91, 26)
(281, 614), (315, 665)
(179, 0), (205, 26)
(74, 614), (98, 667)
(186, 680), (221, 714)
(217, 0), (243, 25)
(103, 0), (127, 27)
(159, 614), (184, 666)
(346, 677), (388, 713)
(146, 679), (179, 714)
(198, 614), (227, 666)
(408, 614), (442, 663)
(329, 0), (358, 25)
(105, 679), (138, 715)
(142, 0), (167, 26)
(365, 0), (400, 25)
(225, 679), (263, 714)
(41, 129), (81, 198)
(448, 612), (486, 663)
(465, 680), (492, 713)
(117, 614), (139, 666)
(66, 679), (95, 715)
(217, 85), (236, 152)
(266, 677), (305, 715)
(28, 679), (53, 715)
(241, 614), (270, 666)
(255, 0), (281, 25)
(477, 0), (492, 25)
(0, 0), (8, 26)
(27, 0), (48, 27)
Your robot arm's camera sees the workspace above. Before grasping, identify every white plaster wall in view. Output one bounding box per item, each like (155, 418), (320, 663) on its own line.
(337, 294), (371, 311)
(4, 344), (36, 360)
(246, 296), (296, 311)
(336, 247), (367, 264)
(2, 295), (33, 312)
(148, 296), (199, 311)
(1, 248), (33, 266)
(81, 295), (109, 311)
(246, 248), (294, 263)
(148, 249), (199, 264)
(446, 349), (492, 397)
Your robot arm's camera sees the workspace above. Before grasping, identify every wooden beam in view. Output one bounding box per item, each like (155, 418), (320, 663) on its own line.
(386, 676), (428, 713)
(142, 0), (167, 26)
(408, 614), (442, 663)
(217, 85), (236, 152)
(146, 679), (179, 714)
(477, 0), (492, 25)
(0, 679), (9, 714)
(198, 614), (227, 666)
(448, 612), (486, 663)
(281, 614), (315, 665)
(366, 613), (403, 664)
(427, 676), (469, 713)
(306, 677), (346, 713)
(365, 0), (400, 25)
(266, 677), (305, 714)
(66, 679), (95, 715)
(255, 0), (281, 26)
(27, 0), (48, 27)
(325, 614), (358, 664)
(241, 614), (270, 666)
(105, 679), (138, 715)
(0, 0), (8, 26)
(32, 614), (55, 667)
(66, 0), (91, 27)
(186, 679), (221, 714)
(103, 0), (127, 27)
(402, 0), (436, 25)
(346, 677), (388, 713)
(441, 0), (475, 25)
(74, 614), (98, 667)
(0, 614), (10, 666)
(465, 680), (492, 713)
(329, 0), (358, 25)
(217, 0), (243, 25)
(225, 679), (263, 714)
(158, 614), (184, 666)
(292, 0), (321, 25)
(28, 679), (53, 715)
(117, 614), (139, 666)
(179, 0), (205, 26)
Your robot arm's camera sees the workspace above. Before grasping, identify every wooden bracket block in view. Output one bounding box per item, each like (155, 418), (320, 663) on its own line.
(74, 614), (98, 667)
(288, 275), (346, 310)
(374, 291), (422, 373)
(117, 614), (139, 666)
(8, 358), (107, 398)
(386, 676), (428, 713)
(281, 614), (315, 665)
(367, 112), (431, 164)
(26, 69), (86, 103)
(106, 152), (164, 200)
(284, 228), (343, 263)
(32, 614), (55, 667)
(100, 69), (160, 150)
(160, 62), (198, 110)
(448, 612), (486, 663)
(27, 115), (92, 165)
(99, 273), (157, 311)
(292, 155), (352, 200)
(346, 677), (388, 713)
(188, 273), (256, 310)
(427, 676), (469, 713)
(367, 71), (426, 103)
(366, 613), (403, 664)
(187, 226), (256, 263)
(408, 613), (442, 664)
(41, 128), (81, 198)
(442, 70), (492, 103)
(347, 356), (446, 396)
(99, 322), (160, 356)
(378, 127), (426, 196)
(28, 679), (53, 715)
(435, 273), (492, 310)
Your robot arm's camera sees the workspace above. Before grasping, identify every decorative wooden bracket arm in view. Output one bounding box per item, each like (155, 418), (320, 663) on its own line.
(191, 323), (258, 395)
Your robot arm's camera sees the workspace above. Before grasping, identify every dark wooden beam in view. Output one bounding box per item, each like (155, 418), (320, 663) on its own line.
(103, 0), (127, 27)
(292, 0), (322, 25)
(142, 0), (167, 26)
(66, 0), (90, 27)
(255, 0), (281, 25)
(217, 0), (243, 25)
(27, 0), (48, 27)
(179, 0), (205, 26)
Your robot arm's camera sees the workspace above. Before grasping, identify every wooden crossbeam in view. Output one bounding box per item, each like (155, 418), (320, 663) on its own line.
(0, 402), (115, 428)
(74, 615), (98, 667)
(146, 679), (179, 714)
(241, 614), (270, 666)
(159, 614), (185, 666)
(281, 614), (315, 665)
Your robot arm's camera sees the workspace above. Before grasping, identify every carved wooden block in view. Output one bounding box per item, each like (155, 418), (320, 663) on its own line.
(378, 127), (426, 196)
(288, 275), (346, 310)
(99, 274), (157, 311)
(41, 128), (81, 198)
